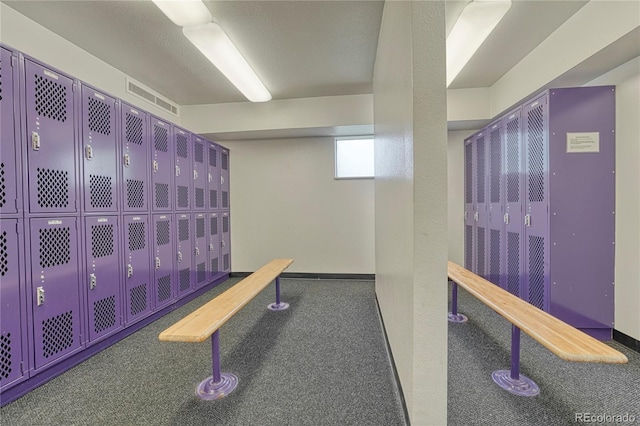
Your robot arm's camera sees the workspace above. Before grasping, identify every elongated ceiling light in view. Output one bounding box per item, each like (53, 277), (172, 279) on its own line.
(151, 0), (211, 27)
(447, 0), (512, 87)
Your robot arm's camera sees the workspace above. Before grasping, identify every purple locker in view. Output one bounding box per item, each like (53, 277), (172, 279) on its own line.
(192, 136), (207, 211)
(220, 211), (231, 273)
(207, 143), (220, 211)
(1, 46), (23, 216)
(487, 119), (505, 288)
(80, 85), (118, 213)
(463, 137), (474, 271)
(174, 127), (192, 211)
(503, 108), (525, 298)
(29, 217), (82, 371)
(151, 117), (173, 212)
(473, 131), (488, 278)
(194, 213), (208, 288)
(123, 215), (152, 324)
(0, 218), (29, 391)
(152, 214), (176, 309)
(22, 58), (78, 215)
(207, 212), (221, 282)
(220, 147), (230, 210)
(175, 213), (194, 297)
(84, 216), (122, 343)
(121, 104), (149, 212)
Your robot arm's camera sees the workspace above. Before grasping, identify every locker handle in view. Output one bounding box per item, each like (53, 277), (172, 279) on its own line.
(209, 243), (214, 252)
(177, 251), (183, 263)
(124, 153), (131, 167)
(208, 173), (212, 183)
(524, 214), (531, 227)
(155, 257), (161, 269)
(89, 273), (97, 290)
(474, 212), (479, 221)
(221, 240), (226, 248)
(194, 170), (198, 180)
(127, 264), (133, 278)
(464, 211), (468, 220)
(153, 160), (159, 172)
(504, 213), (510, 224)
(195, 247), (200, 257)
(176, 165), (180, 176)
(221, 175), (224, 185)
(32, 132), (41, 151)
(85, 145), (93, 160)
(37, 286), (45, 306)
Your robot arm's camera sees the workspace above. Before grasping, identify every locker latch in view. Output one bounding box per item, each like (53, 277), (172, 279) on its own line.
(176, 165), (180, 176)
(124, 153), (131, 167)
(208, 173), (212, 183)
(37, 287), (45, 306)
(127, 264), (133, 278)
(474, 212), (479, 221)
(155, 257), (161, 269)
(504, 213), (510, 224)
(194, 170), (198, 180)
(195, 247), (200, 257)
(221, 240), (226, 248)
(464, 211), (468, 220)
(32, 132), (41, 151)
(177, 251), (183, 263)
(524, 214), (531, 227)
(209, 243), (214, 252)
(89, 273), (97, 290)
(220, 176), (224, 185)
(153, 160), (159, 172)
(85, 145), (93, 160)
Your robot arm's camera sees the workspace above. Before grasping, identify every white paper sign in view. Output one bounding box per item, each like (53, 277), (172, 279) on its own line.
(566, 132), (600, 153)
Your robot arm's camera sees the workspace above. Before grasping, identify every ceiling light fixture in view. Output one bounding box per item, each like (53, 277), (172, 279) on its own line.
(446, 0), (512, 87)
(151, 0), (212, 27)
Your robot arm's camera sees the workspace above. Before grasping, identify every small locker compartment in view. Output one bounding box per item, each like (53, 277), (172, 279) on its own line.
(192, 135), (207, 211)
(0, 218), (29, 391)
(121, 103), (149, 212)
(487, 119), (505, 288)
(80, 85), (118, 213)
(123, 215), (152, 325)
(152, 214), (176, 309)
(207, 142), (219, 211)
(174, 127), (192, 211)
(22, 57), (78, 215)
(175, 213), (194, 297)
(150, 116), (173, 212)
(463, 137), (474, 271)
(84, 216), (122, 344)
(220, 212), (230, 273)
(194, 213), (208, 288)
(28, 217), (83, 372)
(220, 148), (230, 210)
(207, 212), (221, 282)
(1, 46), (23, 216)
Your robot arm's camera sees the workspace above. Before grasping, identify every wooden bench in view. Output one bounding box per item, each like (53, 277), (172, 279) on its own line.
(447, 261), (627, 396)
(159, 258), (294, 400)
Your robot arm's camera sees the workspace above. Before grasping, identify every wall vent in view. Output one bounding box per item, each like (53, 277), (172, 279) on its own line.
(126, 78), (179, 117)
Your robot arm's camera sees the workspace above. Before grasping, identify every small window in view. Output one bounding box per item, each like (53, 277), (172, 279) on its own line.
(335, 137), (374, 179)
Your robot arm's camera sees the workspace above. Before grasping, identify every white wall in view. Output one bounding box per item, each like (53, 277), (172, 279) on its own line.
(374, 1), (448, 424)
(221, 137), (375, 274)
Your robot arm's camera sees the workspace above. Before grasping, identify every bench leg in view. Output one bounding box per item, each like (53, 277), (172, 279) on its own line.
(268, 276), (289, 311)
(491, 325), (540, 396)
(196, 330), (238, 400)
(447, 281), (468, 323)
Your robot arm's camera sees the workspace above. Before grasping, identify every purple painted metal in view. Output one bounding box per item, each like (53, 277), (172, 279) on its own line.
(120, 103), (149, 212)
(492, 325), (539, 396)
(207, 142), (220, 211)
(194, 213), (208, 289)
(196, 330), (238, 400)
(1, 46), (23, 217)
(268, 276), (289, 311)
(176, 213), (194, 297)
(152, 214), (176, 309)
(192, 135), (207, 211)
(123, 215), (152, 325)
(447, 281), (468, 323)
(150, 116), (173, 212)
(220, 212), (230, 273)
(173, 126), (192, 211)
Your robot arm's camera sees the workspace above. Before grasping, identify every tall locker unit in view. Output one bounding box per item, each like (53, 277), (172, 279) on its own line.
(208, 212), (221, 282)
(174, 127), (192, 212)
(220, 148), (230, 211)
(207, 142), (219, 211)
(152, 213), (176, 309)
(175, 213), (194, 297)
(1, 46), (23, 216)
(463, 132), (488, 276)
(123, 215), (152, 324)
(486, 119), (505, 288)
(192, 135), (207, 211)
(220, 211), (231, 273)
(120, 104), (149, 212)
(194, 212), (208, 289)
(463, 137), (474, 271)
(150, 116), (173, 212)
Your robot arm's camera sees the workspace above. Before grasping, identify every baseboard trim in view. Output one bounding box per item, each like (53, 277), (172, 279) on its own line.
(613, 329), (640, 353)
(230, 272), (375, 280)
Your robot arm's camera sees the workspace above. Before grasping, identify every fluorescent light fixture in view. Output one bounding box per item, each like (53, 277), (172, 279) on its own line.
(152, 0), (212, 27)
(183, 23), (272, 102)
(446, 0), (512, 87)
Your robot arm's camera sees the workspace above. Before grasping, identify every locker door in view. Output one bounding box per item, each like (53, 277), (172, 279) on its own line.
(220, 148), (230, 210)
(523, 95), (550, 311)
(463, 137), (474, 271)
(84, 216), (122, 343)
(207, 143), (219, 211)
(121, 104), (149, 212)
(151, 117), (173, 212)
(208, 212), (220, 281)
(30, 217), (82, 371)
(487, 120), (505, 288)
(473, 131), (488, 278)
(24, 59), (77, 215)
(80, 86), (118, 213)
(192, 136), (207, 211)
(176, 213), (194, 296)
(123, 215), (152, 324)
(503, 108), (525, 297)
(0, 219), (29, 391)
(174, 128), (192, 211)
(220, 212), (231, 273)
(194, 213), (208, 288)
(152, 214), (176, 309)
(1, 47), (22, 216)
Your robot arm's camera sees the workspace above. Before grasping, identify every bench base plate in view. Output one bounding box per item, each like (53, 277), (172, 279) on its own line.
(196, 373), (238, 400)
(448, 312), (468, 323)
(492, 370), (540, 397)
(268, 302), (289, 311)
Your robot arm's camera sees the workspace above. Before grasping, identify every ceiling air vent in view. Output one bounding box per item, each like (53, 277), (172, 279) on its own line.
(126, 78), (179, 117)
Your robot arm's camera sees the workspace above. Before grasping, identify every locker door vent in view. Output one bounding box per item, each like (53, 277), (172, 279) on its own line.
(156, 220), (170, 246)
(91, 224), (114, 258)
(126, 179), (145, 209)
(42, 311), (74, 359)
(153, 126), (168, 153)
(177, 186), (189, 209)
(507, 232), (520, 296)
(197, 262), (206, 283)
(222, 215), (229, 233)
(89, 175), (114, 209)
(125, 113), (143, 145)
(195, 188), (205, 209)
(37, 168), (69, 208)
(210, 217), (218, 236)
(209, 147), (217, 167)
(464, 225), (472, 270)
(34, 74), (67, 122)
(0, 231), (8, 276)
(527, 105), (545, 202)
(0, 163), (5, 208)
(129, 284), (147, 316)
(490, 129), (501, 203)
(194, 142), (204, 164)
(489, 229), (500, 286)
(476, 227), (485, 277)
(178, 219), (189, 242)
(221, 152), (228, 171)
(157, 275), (171, 302)
(127, 222), (146, 251)
(222, 192), (229, 209)
(179, 268), (190, 291)
(223, 254), (230, 271)
(464, 144), (472, 204)
(39, 227), (71, 268)
(88, 97), (111, 135)
(155, 183), (169, 209)
(210, 190), (218, 209)
(528, 236), (545, 310)
(211, 257), (219, 274)
(93, 296), (116, 333)
(196, 218), (205, 238)
(176, 135), (188, 159)
(0, 333), (12, 379)
(476, 137), (485, 204)
(506, 119), (520, 203)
